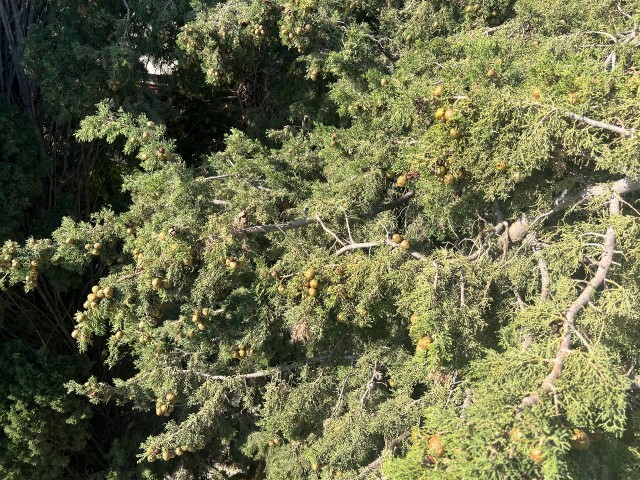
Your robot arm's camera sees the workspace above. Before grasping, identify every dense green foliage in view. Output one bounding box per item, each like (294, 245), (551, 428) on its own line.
(0, 100), (48, 240)
(2, 0), (640, 478)
(0, 340), (90, 480)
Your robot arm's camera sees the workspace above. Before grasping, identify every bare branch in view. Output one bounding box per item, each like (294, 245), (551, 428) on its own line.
(564, 111), (634, 136)
(200, 174), (237, 181)
(538, 255), (550, 302)
(519, 195), (619, 412)
(484, 25), (505, 36)
(177, 354), (358, 382)
(514, 291), (525, 310)
(359, 429), (412, 479)
(332, 375), (351, 417)
(344, 212), (355, 244)
(120, 0), (131, 46)
(242, 191), (415, 235)
(585, 30), (618, 42)
(335, 242), (381, 256)
(360, 361), (379, 405)
(604, 50), (617, 71)
(531, 236), (550, 302)
(617, 3), (633, 20)
(506, 176), (640, 243)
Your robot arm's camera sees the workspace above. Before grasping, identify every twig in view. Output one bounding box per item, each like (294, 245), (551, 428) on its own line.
(200, 174), (237, 181)
(120, 0), (131, 46)
(604, 51), (617, 71)
(243, 190), (414, 235)
(538, 255), (550, 302)
(466, 240), (486, 261)
(514, 291), (525, 310)
(249, 183), (274, 193)
(585, 30), (618, 42)
(461, 389), (473, 418)
(500, 227), (510, 263)
(316, 216), (347, 246)
(508, 176), (640, 243)
(532, 237), (550, 302)
(493, 199), (506, 225)
(484, 25), (505, 36)
(569, 325), (593, 353)
(384, 238), (427, 260)
(617, 3), (633, 20)
(331, 375), (351, 416)
(344, 212), (355, 244)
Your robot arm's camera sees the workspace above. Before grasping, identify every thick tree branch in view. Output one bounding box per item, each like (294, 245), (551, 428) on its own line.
(519, 195), (619, 412)
(504, 176), (640, 243)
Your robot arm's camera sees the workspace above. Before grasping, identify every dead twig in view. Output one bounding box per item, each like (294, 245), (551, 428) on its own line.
(317, 215), (347, 246)
(360, 362), (380, 405)
(331, 375), (351, 417)
(531, 236), (550, 302)
(243, 191), (414, 235)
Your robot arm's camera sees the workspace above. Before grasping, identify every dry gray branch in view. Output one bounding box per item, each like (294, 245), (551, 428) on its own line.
(564, 111), (633, 136)
(519, 194), (619, 412)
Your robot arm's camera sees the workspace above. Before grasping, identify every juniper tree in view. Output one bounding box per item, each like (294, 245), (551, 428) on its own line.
(3, 0), (640, 478)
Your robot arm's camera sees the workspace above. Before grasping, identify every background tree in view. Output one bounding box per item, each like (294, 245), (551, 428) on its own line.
(2, 0), (640, 478)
